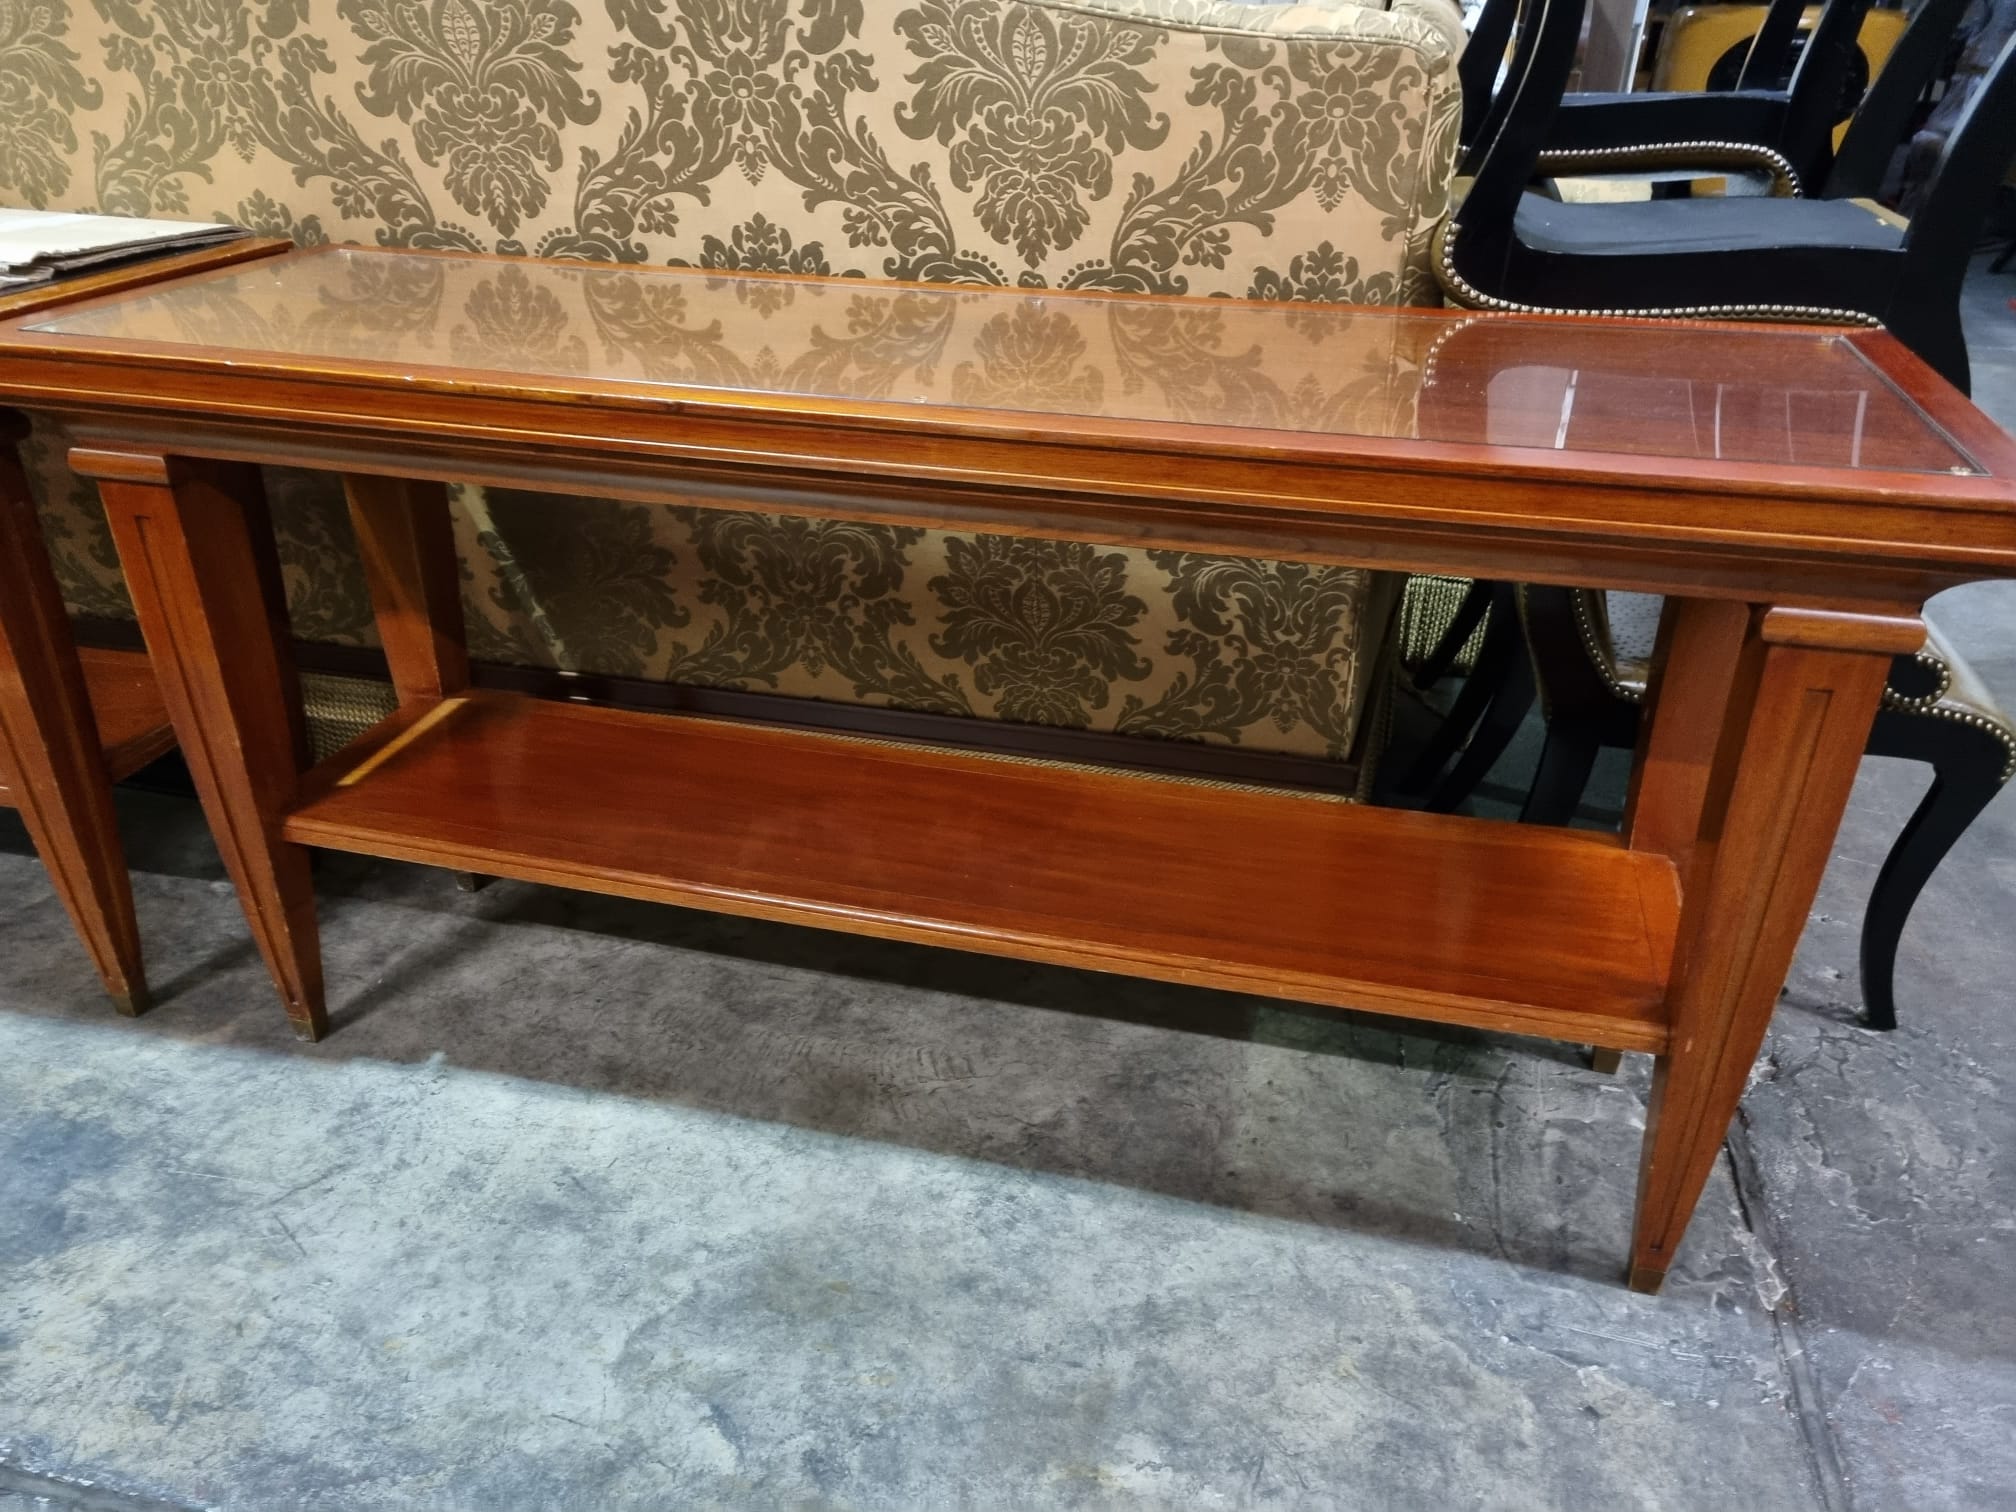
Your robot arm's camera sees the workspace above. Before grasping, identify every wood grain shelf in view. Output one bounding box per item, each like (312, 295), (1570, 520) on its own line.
(284, 691), (1682, 1052)
(0, 647), (172, 805)
(82, 647), (176, 780)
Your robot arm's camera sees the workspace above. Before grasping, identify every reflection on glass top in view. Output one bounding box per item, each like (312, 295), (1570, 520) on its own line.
(23, 248), (1978, 475)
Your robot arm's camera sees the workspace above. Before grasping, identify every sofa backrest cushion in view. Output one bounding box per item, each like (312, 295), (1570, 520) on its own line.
(9, 0), (1461, 296)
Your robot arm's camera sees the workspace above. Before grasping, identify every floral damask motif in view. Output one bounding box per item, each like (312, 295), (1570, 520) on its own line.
(90, 0), (475, 246)
(449, 264), (591, 371)
(1105, 300), (1289, 429)
(475, 492), (687, 674)
(265, 467), (378, 645)
(894, 0), (1169, 267)
(1250, 241), (1400, 316)
(550, 0), (1002, 284)
(1116, 553), (1375, 756)
(338, 0), (599, 238)
(1281, 42), (1420, 217)
(19, 416), (128, 620)
(697, 214), (832, 313)
(928, 535), (1149, 726)
(699, 214), (831, 277)
(0, 0), (102, 207)
(951, 304), (1104, 412)
(232, 187), (329, 246)
(665, 509), (971, 715)
(1066, 25), (1447, 294)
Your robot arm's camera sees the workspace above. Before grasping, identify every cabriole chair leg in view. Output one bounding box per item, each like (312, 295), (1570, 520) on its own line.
(1520, 729), (1603, 826)
(1426, 647), (1538, 814)
(1858, 718), (2011, 1030)
(1402, 584), (1524, 798)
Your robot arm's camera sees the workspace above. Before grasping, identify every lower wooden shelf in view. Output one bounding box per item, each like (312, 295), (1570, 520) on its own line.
(83, 648), (178, 779)
(0, 647), (174, 805)
(284, 691), (1682, 1052)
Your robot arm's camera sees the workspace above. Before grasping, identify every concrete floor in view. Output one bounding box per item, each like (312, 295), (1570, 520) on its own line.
(3, 263), (2014, 1511)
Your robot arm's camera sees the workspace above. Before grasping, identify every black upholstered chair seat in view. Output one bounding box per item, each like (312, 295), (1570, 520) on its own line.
(1512, 194), (1902, 257)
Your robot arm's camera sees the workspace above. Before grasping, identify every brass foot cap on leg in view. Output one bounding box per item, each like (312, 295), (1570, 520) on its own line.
(1589, 1047), (1624, 1075)
(1627, 1262), (1669, 1295)
(110, 986), (152, 1018)
(288, 1010), (327, 1044)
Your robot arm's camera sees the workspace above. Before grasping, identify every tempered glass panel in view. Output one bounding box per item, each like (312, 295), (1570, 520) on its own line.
(24, 247), (1979, 475)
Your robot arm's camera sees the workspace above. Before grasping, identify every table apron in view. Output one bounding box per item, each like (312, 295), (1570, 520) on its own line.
(49, 415), (1962, 612)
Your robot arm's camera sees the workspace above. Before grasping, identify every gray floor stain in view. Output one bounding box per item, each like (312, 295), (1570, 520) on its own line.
(2, 259), (2012, 1511)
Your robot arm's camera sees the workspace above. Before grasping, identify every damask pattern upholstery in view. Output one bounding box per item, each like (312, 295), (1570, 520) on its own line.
(3, 0), (1464, 760)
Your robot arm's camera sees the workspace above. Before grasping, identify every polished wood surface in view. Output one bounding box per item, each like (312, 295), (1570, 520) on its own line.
(1631, 617), (1894, 1291)
(88, 452), (325, 1039)
(1623, 599), (1750, 876)
(341, 474), (469, 708)
(0, 649), (172, 800)
(17, 245), (2016, 1292)
(0, 238), (289, 1013)
(76, 648), (176, 780)
(7, 247), (2016, 612)
(286, 688), (1682, 1052)
(0, 435), (148, 1012)
(9, 246), (1979, 474)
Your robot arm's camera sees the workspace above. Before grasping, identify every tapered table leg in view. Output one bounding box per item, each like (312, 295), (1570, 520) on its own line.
(1627, 604), (1921, 1292)
(78, 449), (327, 1040)
(342, 474), (469, 707)
(0, 422), (148, 1013)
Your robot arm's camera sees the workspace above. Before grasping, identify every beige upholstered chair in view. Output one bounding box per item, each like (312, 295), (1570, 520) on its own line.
(5, 0), (1464, 783)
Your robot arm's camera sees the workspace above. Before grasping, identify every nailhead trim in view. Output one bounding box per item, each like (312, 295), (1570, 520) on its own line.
(1569, 619), (2014, 782)
(1879, 649), (1954, 713)
(1883, 696), (2016, 783)
(1571, 588), (1645, 703)
(1434, 224), (1885, 326)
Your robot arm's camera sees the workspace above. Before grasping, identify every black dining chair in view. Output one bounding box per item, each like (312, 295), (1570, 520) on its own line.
(1531, 0), (1880, 195)
(1822, 0), (1978, 199)
(1458, 0), (1522, 151)
(1420, 0), (1889, 787)
(1461, 0), (1973, 199)
(1439, 0), (2016, 393)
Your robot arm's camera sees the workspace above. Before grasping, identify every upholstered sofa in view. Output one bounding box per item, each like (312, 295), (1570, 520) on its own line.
(5, 0), (1463, 781)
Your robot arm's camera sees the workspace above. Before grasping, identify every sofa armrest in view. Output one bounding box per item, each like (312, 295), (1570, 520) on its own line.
(1061, 0), (1465, 55)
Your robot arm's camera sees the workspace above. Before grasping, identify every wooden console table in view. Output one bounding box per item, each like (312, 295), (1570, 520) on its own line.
(3, 245), (2013, 1290)
(0, 238), (285, 1012)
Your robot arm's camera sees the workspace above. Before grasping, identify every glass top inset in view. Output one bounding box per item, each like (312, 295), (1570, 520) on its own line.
(20, 248), (1980, 476)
